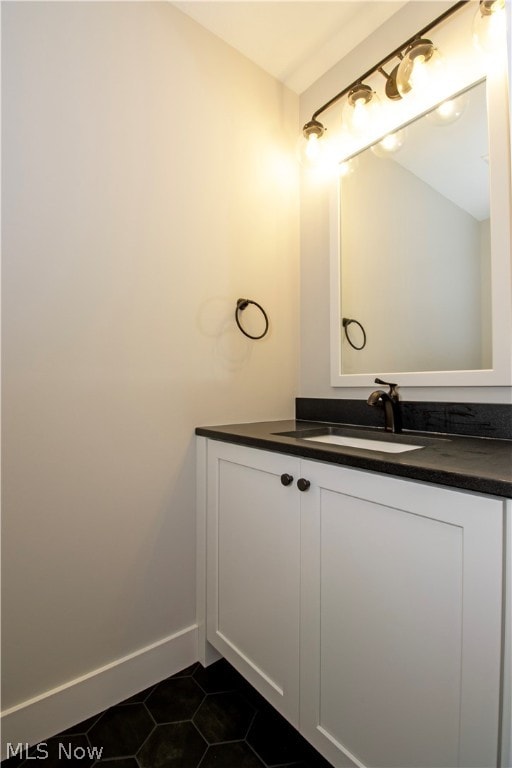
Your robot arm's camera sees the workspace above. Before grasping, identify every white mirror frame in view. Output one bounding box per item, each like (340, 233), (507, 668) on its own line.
(330, 68), (511, 388)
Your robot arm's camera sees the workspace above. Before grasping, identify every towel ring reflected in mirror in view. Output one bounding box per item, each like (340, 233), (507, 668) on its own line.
(342, 318), (367, 350)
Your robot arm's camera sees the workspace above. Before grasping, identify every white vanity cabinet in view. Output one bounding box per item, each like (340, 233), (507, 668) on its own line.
(200, 439), (504, 768)
(204, 441), (301, 725)
(299, 458), (503, 768)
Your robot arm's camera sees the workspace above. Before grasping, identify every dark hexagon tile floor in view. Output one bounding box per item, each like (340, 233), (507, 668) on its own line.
(193, 691), (255, 743)
(146, 677), (205, 724)
(1, 659), (334, 768)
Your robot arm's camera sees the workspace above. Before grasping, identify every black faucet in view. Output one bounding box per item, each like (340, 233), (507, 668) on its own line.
(367, 378), (402, 433)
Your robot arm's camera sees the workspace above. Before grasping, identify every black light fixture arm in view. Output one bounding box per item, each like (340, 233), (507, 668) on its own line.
(308, 0), (468, 127)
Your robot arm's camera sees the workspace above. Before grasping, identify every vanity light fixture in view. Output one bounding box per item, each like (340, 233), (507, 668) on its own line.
(341, 83), (381, 137)
(371, 128), (407, 157)
(472, 0), (506, 52)
(300, 0), (470, 162)
(426, 91), (469, 125)
(300, 122), (325, 163)
(338, 156), (358, 177)
(300, 118), (326, 163)
(395, 38), (445, 98)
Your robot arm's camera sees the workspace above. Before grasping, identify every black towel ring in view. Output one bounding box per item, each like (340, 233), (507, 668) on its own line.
(342, 317), (367, 350)
(235, 298), (269, 340)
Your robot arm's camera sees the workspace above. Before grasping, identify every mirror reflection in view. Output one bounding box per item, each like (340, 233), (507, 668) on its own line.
(339, 80), (490, 376)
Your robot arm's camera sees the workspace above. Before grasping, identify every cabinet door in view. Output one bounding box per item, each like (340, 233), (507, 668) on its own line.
(299, 461), (503, 768)
(206, 442), (301, 724)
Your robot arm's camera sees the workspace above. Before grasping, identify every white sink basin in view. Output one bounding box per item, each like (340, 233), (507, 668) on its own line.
(302, 434), (423, 453)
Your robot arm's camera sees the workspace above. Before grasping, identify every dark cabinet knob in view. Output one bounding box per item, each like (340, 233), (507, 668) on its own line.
(297, 478), (311, 492)
(280, 473), (294, 486)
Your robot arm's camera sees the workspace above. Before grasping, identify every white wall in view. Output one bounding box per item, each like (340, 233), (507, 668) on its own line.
(1, 0), (299, 740)
(299, 1), (511, 402)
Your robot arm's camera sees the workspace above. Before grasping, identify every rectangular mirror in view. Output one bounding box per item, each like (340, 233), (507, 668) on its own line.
(330, 75), (512, 387)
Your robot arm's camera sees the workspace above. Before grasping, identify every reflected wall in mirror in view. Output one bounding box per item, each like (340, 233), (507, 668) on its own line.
(340, 80), (490, 377)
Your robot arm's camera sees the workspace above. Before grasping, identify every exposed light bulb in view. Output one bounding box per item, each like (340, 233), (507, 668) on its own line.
(342, 84), (381, 140)
(437, 100), (457, 118)
(298, 118), (326, 167)
(426, 91), (468, 125)
(371, 128), (406, 158)
(297, 133), (323, 167)
(380, 133), (402, 152)
(306, 134), (320, 161)
(473, 0), (506, 54)
(409, 54), (428, 89)
(338, 157), (358, 177)
(396, 39), (445, 100)
(352, 97), (371, 132)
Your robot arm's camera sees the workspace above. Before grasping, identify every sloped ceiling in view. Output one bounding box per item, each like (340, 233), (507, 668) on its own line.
(171, 1), (408, 94)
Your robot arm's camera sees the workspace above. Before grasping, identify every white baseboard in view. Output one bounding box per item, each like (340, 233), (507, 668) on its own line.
(1, 623), (198, 759)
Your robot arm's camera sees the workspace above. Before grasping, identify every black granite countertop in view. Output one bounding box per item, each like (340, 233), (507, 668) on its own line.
(195, 419), (512, 498)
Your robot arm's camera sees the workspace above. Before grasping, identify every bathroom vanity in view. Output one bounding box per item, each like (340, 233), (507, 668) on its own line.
(196, 408), (511, 768)
(195, 12), (512, 768)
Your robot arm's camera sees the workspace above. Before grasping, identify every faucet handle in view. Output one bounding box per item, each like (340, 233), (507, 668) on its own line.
(374, 377), (399, 398)
(375, 377), (396, 387)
